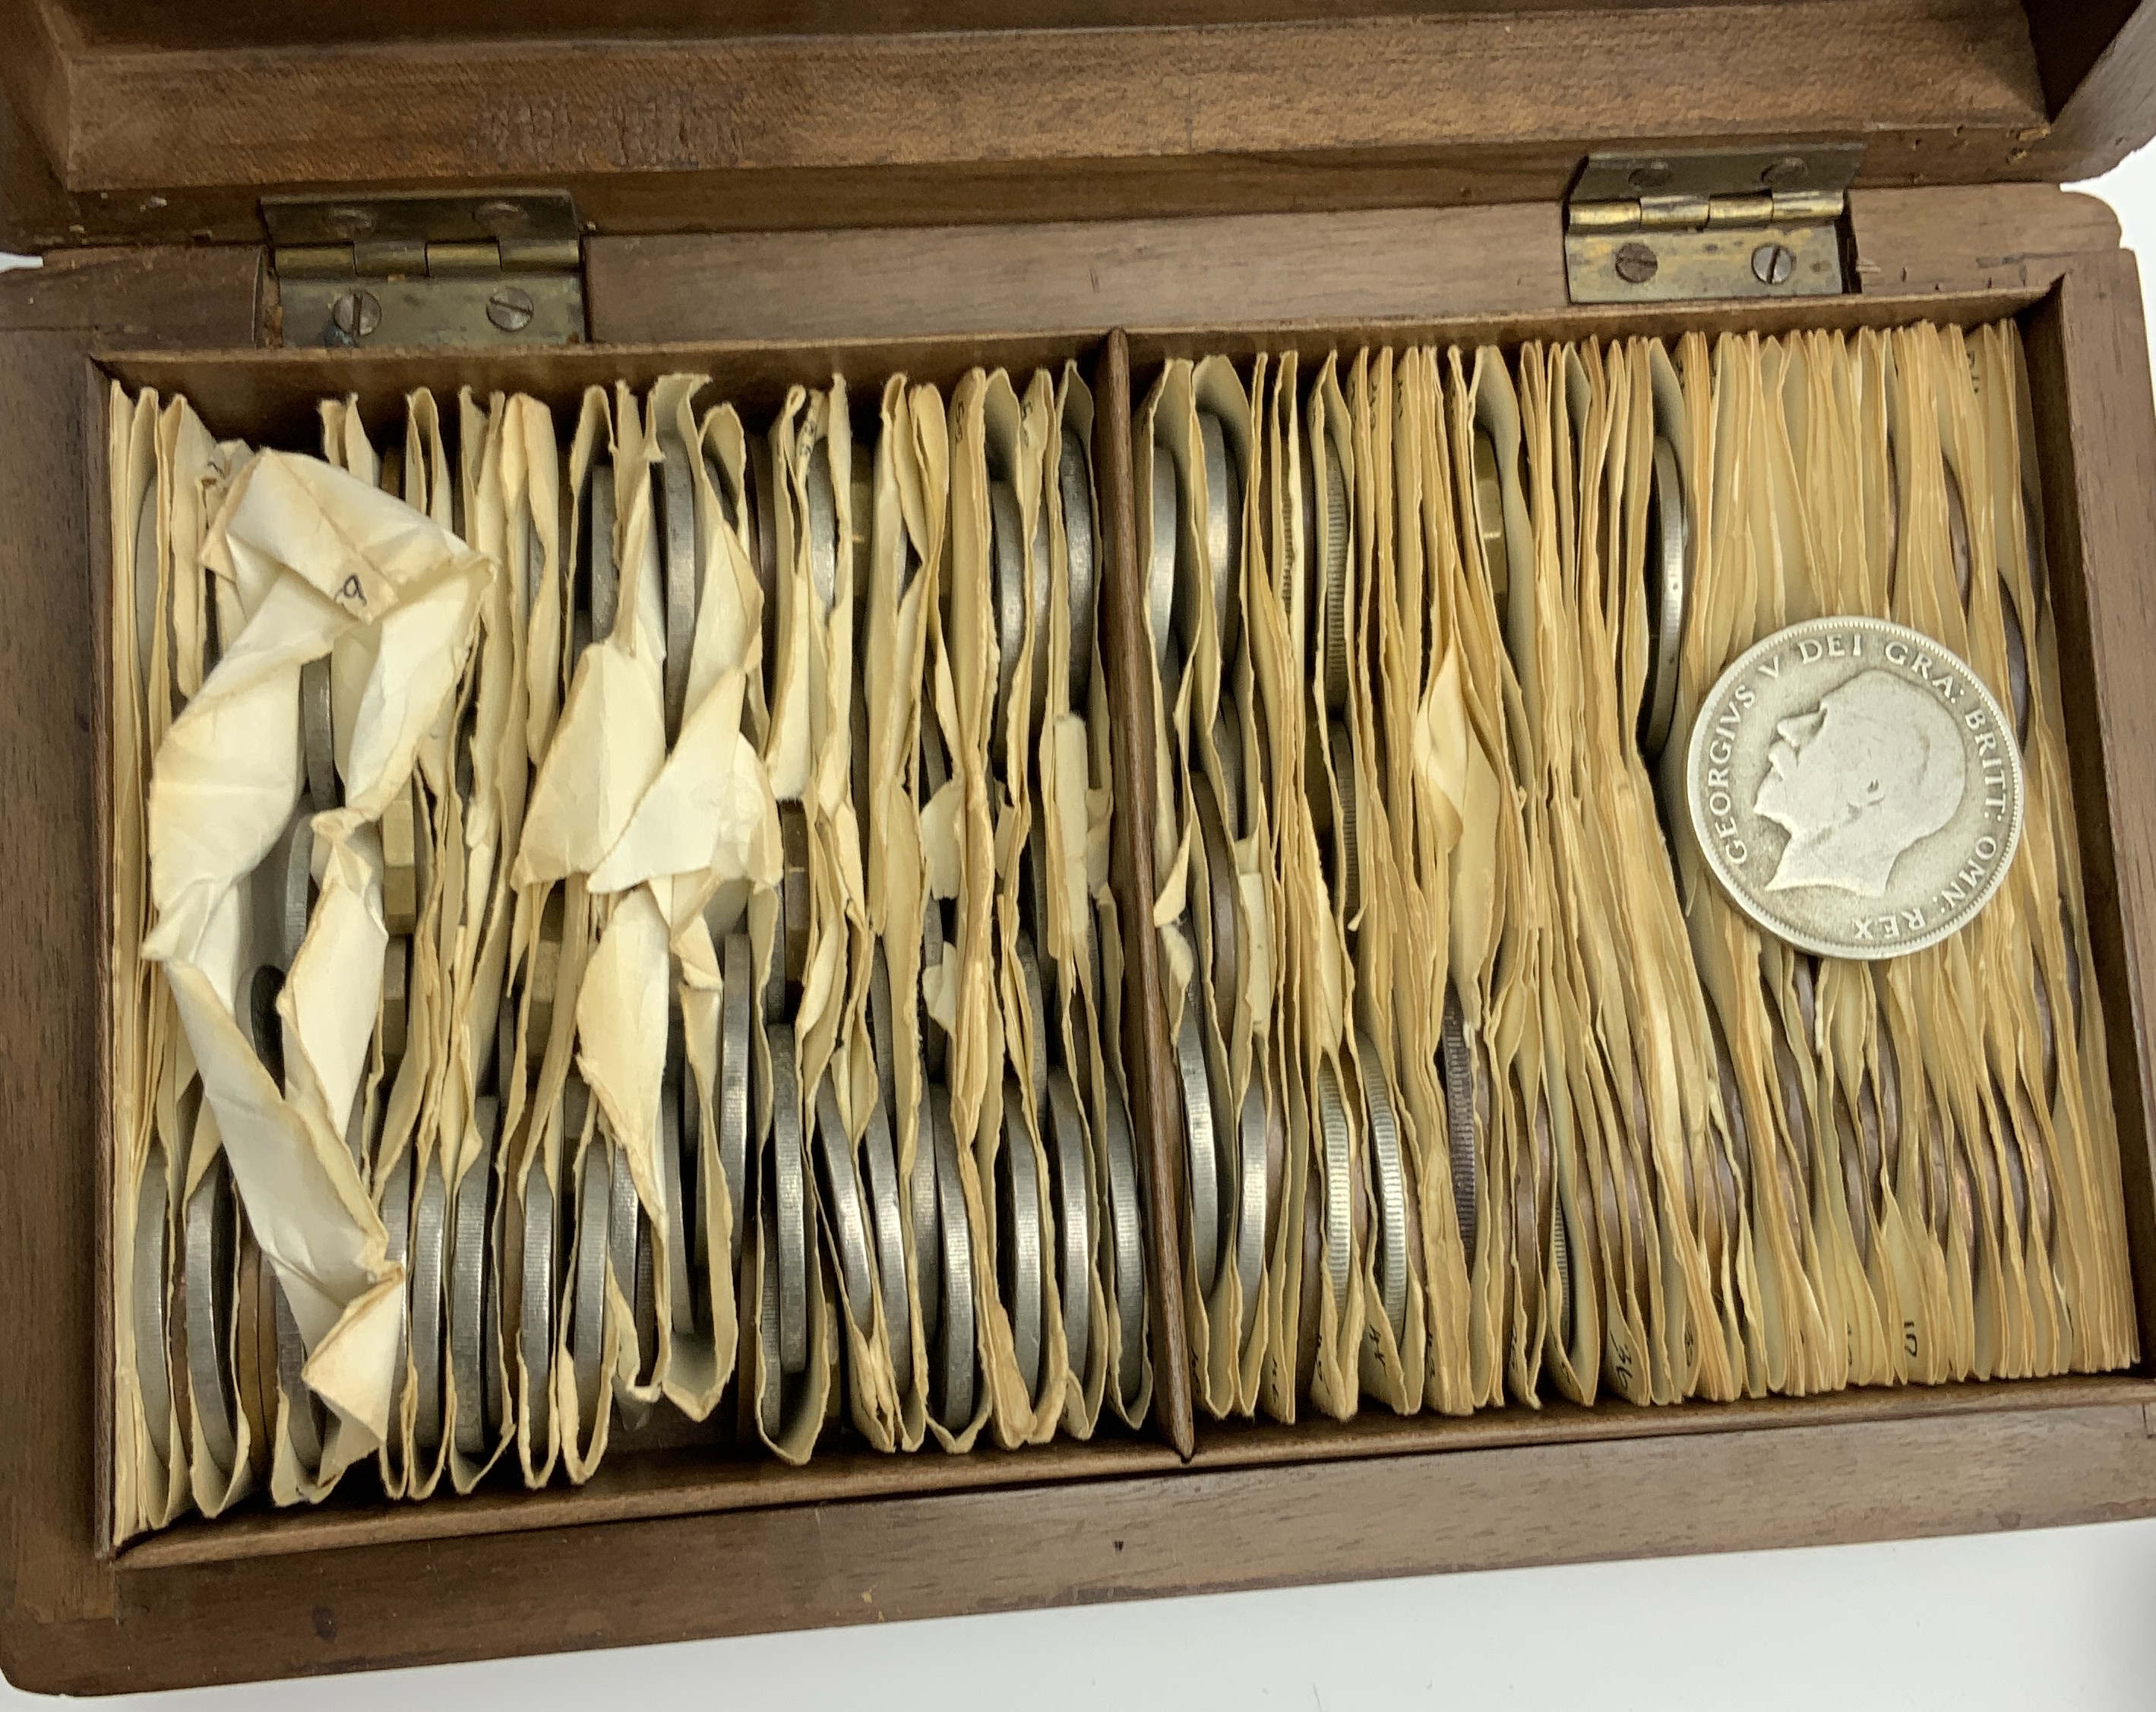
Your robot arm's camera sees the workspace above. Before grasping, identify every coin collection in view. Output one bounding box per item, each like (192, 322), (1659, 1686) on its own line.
(1141, 325), (2132, 1425)
(109, 366), (1145, 1540)
(105, 317), (2139, 1540)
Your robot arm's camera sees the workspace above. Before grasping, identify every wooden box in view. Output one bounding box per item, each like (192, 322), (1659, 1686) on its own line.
(7, 0), (2156, 1692)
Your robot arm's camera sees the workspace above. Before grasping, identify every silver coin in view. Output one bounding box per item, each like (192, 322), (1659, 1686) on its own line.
(1024, 816), (1054, 986)
(1027, 483), (1053, 740)
(930, 1087), (976, 1428)
(380, 1146), (413, 1428)
(746, 435), (780, 687)
(921, 879), (949, 1083)
(1286, 429), (1317, 668)
(990, 478), (1026, 755)
(586, 463), (618, 644)
(1015, 931), (1050, 1114)
(632, 1179), (659, 1386)
(1200, 412), (1241, 663)
(240, 963), (285, 1089)
(1471, 430), (1508, 616)
(569, 1138), (609, 1432)
(381, 780), (420, 937)
(1639, 435), (1687, 758)
(132, 1143), (173, 1462)
(851, 468), (874, 633)
(1551, 1190), (1573, 1340)
(523, 493), (544, 621)
(719, 935), (752, 1268)
(773, 802), (811, 1022)
(813, 1076), (876, 1337)
(679, 1004), (707, 1293)
(1314, 1056), (1354, 1305)
(1320, 436), (1350, 713)
(449, 1100), (498, 1458)
(1148, 445), (1178, 682)
(1946, 460), (1973, 607)
(659, 427), (699, 745)
(262, 798), (315, 970)
(1233, 1076), (1269, 1349)
(300, 657), (337, 808)
(1174, 996), (1221, 1298)
(806, 436), (839, 620)
(997, 1079), (1046, 1402)
(1099, 1063), (1146, 1403)
(200, 559), (224, 677)
(518, 1148), (556, 1454)
(2000, 581), (2032, 748)
(1045, 1068), (1092, 1380)
(381, 935), (409, 1068)
(1440, 985), (1480, 1258)
(768, 1025), (811, 1374)
(1355, 1033), (1409, 1345)
(409, 1155), (448, 1464)
(860, 1082), (912, 1396)
(132, 475), (158, 692)
(851, 668), (873, 872)
(910, 1087), (943, 1353)
(1214, 713), (1244, 840)
(757, 1203), (785, 1439)
(661, 1021), (694, 1337)
(1329, 720), (1361, 920)
(1687, 616), (2025, 960)
(182, 1161), (237, 1473)
(869, 942), (899, 1129)
(342, 1078), (371, 1172)
(1061, 424), (1096, 707)
(1193, 769), (1238, 1013)
(272, 1271), (327, 1472)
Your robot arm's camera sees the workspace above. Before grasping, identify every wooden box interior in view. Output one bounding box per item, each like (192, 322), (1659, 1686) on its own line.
(4, 0), (2156, 1695)
(74, 253), (2156, 1593)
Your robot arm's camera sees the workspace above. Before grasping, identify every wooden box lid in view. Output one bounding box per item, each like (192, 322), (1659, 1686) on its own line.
(2, 0), (2154, 255)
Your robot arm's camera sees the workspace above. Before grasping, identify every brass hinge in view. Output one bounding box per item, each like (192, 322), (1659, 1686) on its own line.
(263, 191), (586, 350)
(1564, 146), (1863, 305)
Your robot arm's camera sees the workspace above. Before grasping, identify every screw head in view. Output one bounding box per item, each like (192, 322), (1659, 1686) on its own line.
(330, 288), (383, 340)
(1751, 242), (1797, 286)
(1759, 155), (1807, 188)
(487, 285), (537, 334)
(1614, 241), (1659, 285)
(1626, 160), (1673, 191)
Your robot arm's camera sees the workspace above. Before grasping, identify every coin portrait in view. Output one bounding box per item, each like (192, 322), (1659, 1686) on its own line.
(1687, 616), (2022, 960)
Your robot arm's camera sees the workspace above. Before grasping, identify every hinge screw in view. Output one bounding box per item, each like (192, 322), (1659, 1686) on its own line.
(488, 286), (537, 334)
(1760, 156), (1807, 187)
(1614, 242), (1658, 285)
(1626, 160), (1672, 191)
(330, 289), (383, 341)
(1751, 242), (1796, 286)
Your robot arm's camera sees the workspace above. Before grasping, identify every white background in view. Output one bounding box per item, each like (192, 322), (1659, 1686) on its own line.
(8, 150), (2156, 1710)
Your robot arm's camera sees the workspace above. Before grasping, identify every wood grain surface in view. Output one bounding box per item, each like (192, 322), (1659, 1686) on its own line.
(0, 326), (114, 1680)
(2027, 0), (2156, 182)
(2025, 252), (2156, 1352)
(583, 188), (2120, 350)
(1098, 330), (1197, 1459)
(23, 1394), (2156, 1692)
(0, 0), (2107, 252)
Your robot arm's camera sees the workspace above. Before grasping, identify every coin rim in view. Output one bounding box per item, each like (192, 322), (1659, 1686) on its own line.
(1045, 1067), (1093, 1382)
